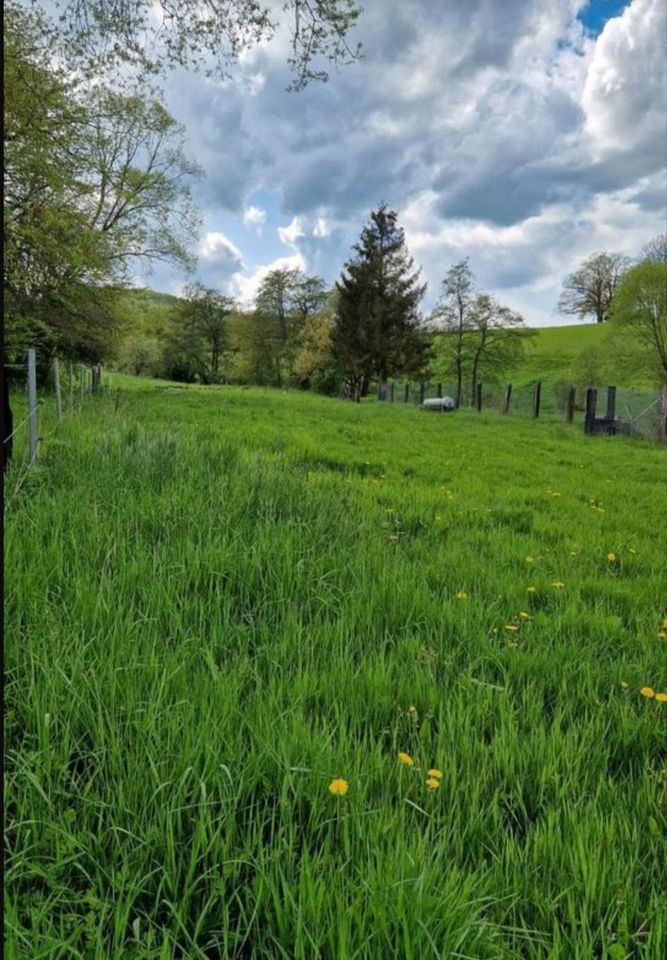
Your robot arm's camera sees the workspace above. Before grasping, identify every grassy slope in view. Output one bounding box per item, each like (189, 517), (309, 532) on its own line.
(5, 382), (667, 959)
(510, 323), (608, 384)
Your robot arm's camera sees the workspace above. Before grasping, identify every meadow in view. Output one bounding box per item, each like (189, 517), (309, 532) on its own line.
(4, 380), (667, 959)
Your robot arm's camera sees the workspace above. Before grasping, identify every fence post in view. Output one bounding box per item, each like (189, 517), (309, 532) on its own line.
(584, 388), (597, 435)
(2, 361), (12, 473)
(532, 381), (541, 419)
(53, 358), (62, 422)
(605, 385), (616, 422)
(661, 385), (667, 443)
(502, 383), (512, 414)
(566, 385), (575, 423)
(390, 382), (395, 403)
(476, 382), (482, 412)
(79, 364), (85, 403)
(437, 383), (442, 398)
(404, 383), (409, 404)
(419, 382), (425, 404)
(68, 361), (74, 411)
(28, 348), (38, 465)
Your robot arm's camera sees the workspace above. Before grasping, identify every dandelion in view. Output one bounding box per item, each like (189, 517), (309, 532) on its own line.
(551, 581), (565, 589)
(527, 586), (537, 593)
(328, 778), (349, 796)
(661, 618), (667, 629)
(388, 534), (399, 543)
(525, 556), (535, 564)
(505, 641), (519, 649)
(455, 591), (468, 600)
(518, 611), (531, 619)
(657, 631), (667, 640)
(655, 693), (667, 703)
(619, 681), (629, 690)
(505, 624), (519, 632)
(398, 752), (414, 766)
(629, 548), (636, 554)
(408, 705), (418, 719)
(427, 768), (443, 779)
(639, 687), (655, 699)
(607, 552), (617, 562)
(425, 778), (441, 790)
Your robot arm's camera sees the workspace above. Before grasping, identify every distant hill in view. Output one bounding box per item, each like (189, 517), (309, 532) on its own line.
(503, 323), (655, 389)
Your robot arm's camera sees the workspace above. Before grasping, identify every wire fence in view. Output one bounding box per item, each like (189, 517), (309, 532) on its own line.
(378, 380), (667, 441)
(3, 353), (104, 500)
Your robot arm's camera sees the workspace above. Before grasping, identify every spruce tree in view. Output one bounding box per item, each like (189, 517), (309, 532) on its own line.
(333, 205), (428, 400)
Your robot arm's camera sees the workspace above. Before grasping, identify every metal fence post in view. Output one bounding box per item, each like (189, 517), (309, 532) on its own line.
(53, 358), (62, 422)
(68, 361), (74, 411)
(27, 349), (37, 465)
(80, 364), (85, 403)
(476, 382), (482, 412)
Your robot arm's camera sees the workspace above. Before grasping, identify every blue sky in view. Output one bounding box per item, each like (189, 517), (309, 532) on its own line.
(142, 0), (666, 326)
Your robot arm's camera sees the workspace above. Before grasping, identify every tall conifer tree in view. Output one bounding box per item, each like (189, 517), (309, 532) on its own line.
(333, 204), (427, 400)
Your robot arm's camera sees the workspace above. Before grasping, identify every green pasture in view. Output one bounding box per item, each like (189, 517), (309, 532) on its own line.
(4, 380), (666, 959)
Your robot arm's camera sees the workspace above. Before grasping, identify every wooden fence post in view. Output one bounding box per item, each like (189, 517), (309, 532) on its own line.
(566, 385), (575, 423)
(79, 364), (85, 403)
(502, 383), (512, 414)
(476, 382), (482, 412)
(584, 388), (597, 435)
(68, 362), (74, 411)
(53, 358), (62, 422)
(27, 349), (37, 465)
(390, 382), (395, 403)
(437, 383), (442, 398)
(605, 385), (616, 422)
(419, 382), (425, 404)
(532, 381), (541, 419)
(404, 383), (410, 404)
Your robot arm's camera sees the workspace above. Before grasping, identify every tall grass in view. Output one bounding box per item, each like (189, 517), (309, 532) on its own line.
(4, 381), (666, 959)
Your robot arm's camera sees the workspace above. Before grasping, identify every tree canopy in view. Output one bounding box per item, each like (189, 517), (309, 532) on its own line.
(558, 251), (631, 324)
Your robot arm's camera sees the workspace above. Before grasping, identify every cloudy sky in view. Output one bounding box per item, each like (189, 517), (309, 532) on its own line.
(145, 0), (666, 326)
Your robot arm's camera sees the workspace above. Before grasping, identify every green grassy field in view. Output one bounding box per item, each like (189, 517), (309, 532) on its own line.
(4, 381), (667, 959)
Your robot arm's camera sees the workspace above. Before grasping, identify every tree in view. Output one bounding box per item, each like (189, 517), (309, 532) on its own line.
(44, 0), (362, 90)
(558, 252), (631, 324)
(4, 4), (201, 364)
(642, 234), (667, 263)
(429, 259), (475, 407)
(255, 268), (327, 385)
(333, 204), (428, 401)
(466, 294), (532, 404)
(609, 261), (667, 383)
(164, 283), (235, 382)
(292, 291), (338, 393)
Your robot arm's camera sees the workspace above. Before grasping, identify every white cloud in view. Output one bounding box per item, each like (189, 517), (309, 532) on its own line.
(582, 0), (667, 157)
(278, 215), (305, 246)
(313, 216), (331, 238)
(198, 231), (244, 265)
(243, 205), (266, 227)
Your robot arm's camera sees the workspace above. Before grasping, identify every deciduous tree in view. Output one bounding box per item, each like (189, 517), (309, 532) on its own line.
(558, 252), (631, 324)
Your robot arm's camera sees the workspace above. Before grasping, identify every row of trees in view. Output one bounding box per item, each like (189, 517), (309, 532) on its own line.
(113, 209), (666, 401)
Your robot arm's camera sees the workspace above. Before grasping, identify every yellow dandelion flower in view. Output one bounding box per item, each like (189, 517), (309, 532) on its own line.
(527, 586), (537, 593)
(525, 556), (534, 564)
(518, 611), (531, 619)
(398, 752), (414, 766)
(425, 778), (440, 790)
(657, 631), (667, 640)
(328, 778), (349, 797)
(455, 591), (468, 600)
(655, 693), (667, 703)
(607, 552), (617, 562)
(408, 705), (418, 718)
(639, 686), (655, 699)
(619, 681), (629, 690)
(427, 768), (443, 779)
(505, 624), (519, 632)
(551, 581), (565, 589)
(388, 534), (399, 543)
(660, 618), (667, 629)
